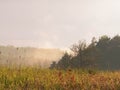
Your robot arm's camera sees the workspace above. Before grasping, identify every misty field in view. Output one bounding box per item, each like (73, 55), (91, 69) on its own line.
(0, 67), (120, 90)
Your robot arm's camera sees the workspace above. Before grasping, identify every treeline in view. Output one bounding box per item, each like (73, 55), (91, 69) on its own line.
(50, 35), (120, 70)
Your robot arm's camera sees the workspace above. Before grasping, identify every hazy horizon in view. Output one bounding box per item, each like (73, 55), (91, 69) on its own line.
(1, 0), (120, 48)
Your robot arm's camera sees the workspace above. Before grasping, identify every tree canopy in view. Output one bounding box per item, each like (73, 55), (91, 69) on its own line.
(50, 35), (120, 70)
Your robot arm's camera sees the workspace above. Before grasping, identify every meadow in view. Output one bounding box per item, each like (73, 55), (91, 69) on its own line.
(0, 67), (120, 90)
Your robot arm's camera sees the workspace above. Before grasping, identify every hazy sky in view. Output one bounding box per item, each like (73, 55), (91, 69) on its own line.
(0, 0), (120, 48)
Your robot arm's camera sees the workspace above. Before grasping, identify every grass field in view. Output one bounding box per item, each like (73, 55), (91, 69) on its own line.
(0, 67), (120, 90)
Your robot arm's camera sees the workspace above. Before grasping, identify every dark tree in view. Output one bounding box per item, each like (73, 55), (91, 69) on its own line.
(49, 61), (57, 69)
(50, 35), (120, 70)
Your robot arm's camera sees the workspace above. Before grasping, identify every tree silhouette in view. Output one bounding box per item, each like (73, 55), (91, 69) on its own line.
(50, 35), (120, 70)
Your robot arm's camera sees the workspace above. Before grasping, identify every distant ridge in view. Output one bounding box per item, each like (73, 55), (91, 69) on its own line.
(0, 45), (64, 68)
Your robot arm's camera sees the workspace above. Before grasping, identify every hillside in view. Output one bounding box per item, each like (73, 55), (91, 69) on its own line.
(0, 46), (64, 68)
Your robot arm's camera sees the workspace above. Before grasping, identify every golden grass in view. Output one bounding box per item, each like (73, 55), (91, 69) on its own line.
(0, 67), (120, 90)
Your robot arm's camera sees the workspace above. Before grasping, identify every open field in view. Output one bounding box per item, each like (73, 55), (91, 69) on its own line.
(0, 67), (120, 90)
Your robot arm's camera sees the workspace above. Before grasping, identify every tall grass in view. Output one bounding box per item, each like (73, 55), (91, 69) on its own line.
(0, 66), (120, 90)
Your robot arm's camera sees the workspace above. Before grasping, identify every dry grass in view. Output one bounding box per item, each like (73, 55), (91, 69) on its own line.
(0, 67), (120, 90)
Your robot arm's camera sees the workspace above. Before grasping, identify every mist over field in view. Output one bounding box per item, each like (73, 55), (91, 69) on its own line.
(1, 0), (120, 89)
(0, 0), (120, 69)
(0, 46), (64, 67)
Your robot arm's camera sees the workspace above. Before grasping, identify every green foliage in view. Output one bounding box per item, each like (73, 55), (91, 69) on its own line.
(51, 39), (98, 69)
(51, 35), (120, 70)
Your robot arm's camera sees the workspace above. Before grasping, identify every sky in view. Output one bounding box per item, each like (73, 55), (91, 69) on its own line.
(0, 0), (120, 48)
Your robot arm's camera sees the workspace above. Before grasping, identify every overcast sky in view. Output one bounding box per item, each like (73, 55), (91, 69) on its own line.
(0, 0), (120, 48)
